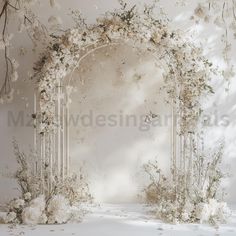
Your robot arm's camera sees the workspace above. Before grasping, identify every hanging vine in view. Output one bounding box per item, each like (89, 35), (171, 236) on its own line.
(0, 0), (49, 103)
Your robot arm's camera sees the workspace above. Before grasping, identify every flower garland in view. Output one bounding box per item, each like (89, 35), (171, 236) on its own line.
(33, 3), (215, 136)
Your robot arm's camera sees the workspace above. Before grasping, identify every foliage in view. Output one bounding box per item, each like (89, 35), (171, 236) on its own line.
(4, 141), (92, 225)
(143, 141), (231, 225)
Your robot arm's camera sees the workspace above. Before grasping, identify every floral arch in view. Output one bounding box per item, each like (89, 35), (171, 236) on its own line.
(25, 3), (226, 224)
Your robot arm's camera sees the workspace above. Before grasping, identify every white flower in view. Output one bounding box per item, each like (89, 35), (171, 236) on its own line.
(47, 195), (70, 224)
(208, 198), (218, 216)
(195, 202), (210, 223)
(22, 195), (46, 225)
(39, 213), (48, 224)
(12, 198), (25, 209)
(24, 192), (32, 201)
(69, 206), (83, 222)
(22, 207), (43, 225)
(5, 212), (17, 223)
(68, 29), (82, 45)
(216, 202), (231, 223)
(30, 195), (46, 212)
(181, 211), (190, 222)
(196, 199), (231, 224)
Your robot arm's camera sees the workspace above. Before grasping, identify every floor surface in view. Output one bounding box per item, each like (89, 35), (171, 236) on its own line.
(0, 204), (236, 236)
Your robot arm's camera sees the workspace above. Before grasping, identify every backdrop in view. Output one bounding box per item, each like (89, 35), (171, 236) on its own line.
(0, 0), (236, 204)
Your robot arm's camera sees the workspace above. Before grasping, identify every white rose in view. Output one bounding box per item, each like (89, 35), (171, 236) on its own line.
(13, 199), (25, 209)
(24, 192), (32, 201)
(5, 212), (17, 223)
(181, 211), (190, 222)
(22, 206), (42, 225)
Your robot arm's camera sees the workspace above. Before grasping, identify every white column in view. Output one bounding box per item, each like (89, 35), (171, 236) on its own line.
(57, 81), (61, 180)
(65, 91), (70, 176)
(33, 90), (37, 176)
(49, 132), (53, 193)
(171, 99), (177, 182)
(61, 95), (65, 181)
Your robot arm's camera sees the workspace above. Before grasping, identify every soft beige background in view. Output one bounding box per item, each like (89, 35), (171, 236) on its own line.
(0, 0), (236, 204)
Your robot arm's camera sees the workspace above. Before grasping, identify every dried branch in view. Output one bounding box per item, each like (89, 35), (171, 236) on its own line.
(0, 0), (49, 101)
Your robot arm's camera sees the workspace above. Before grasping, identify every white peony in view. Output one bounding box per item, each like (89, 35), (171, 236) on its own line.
(22, 206), (43, 225)
(30, 195), (46, 212)
(22, 195), (46, 225)
(47, 195), (70, 224)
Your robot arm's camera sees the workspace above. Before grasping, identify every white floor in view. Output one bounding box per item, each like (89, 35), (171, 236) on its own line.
(0, 204), (236, 236)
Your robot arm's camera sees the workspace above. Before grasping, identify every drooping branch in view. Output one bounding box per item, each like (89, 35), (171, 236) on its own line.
(0, 0), (49, 102)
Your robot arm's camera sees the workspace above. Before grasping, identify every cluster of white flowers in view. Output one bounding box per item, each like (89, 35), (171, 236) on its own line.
(5, 212), (17, 224)
(5, 194), (84, 225)
(196, 199), (231, 224)
(144, 143), (231, 226)
(12, 199), (25, 209)
(22, 195), (47, 225)
(33, 2), (214, 136)
(67, 29), (83, 45)
(47, 195), (71, 224)
(152, 194), (231, 225)
(4, 145), (89, 225)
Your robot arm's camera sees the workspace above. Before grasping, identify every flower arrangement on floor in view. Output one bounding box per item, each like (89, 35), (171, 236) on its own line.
(143, 141), (231, 225)
(3, 141), (92, 225)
